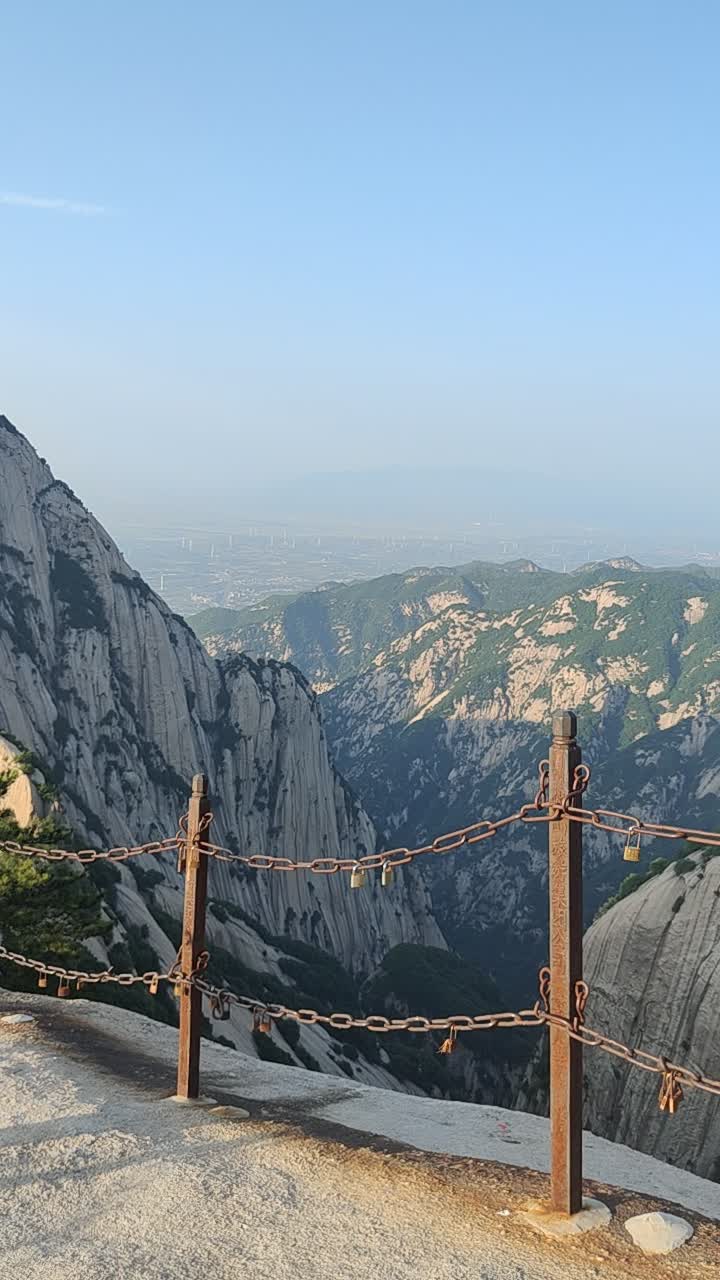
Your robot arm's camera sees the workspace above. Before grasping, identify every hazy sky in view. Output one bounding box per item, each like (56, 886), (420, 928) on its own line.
(2, 2), (719, 504)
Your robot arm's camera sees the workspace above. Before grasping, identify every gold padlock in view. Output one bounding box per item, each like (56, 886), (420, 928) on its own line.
(623, 836), (641, 863)
(350, 864), (366, 889)
(149, 975), (160, 995)
(173, 981), (183, 997)
(57, 978), (71, 998)
(659, 1070), (683, 1114)
(381, 861), (393, 888)
(37, 973), (48, 990)
(253, 1010), (272, 1035)
(438, 1027), (458, 1055)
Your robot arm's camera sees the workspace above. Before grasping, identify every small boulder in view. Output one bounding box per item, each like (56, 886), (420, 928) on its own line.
(624, 1212), (693, 1254)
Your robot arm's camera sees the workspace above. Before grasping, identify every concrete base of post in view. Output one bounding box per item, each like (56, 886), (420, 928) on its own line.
(520, 1197), (611, 1237)
(167, 1093), (219, 1107)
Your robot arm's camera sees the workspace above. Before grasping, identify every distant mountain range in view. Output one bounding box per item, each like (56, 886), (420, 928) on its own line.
(193, 557), (720, 997)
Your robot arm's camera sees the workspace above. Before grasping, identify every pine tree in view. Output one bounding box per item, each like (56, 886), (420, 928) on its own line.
(0, 811), (109, 985)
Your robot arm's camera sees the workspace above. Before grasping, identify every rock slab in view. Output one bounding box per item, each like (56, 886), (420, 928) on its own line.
(624, 1211), (693, 1254)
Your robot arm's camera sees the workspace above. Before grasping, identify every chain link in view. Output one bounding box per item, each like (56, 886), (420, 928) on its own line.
(0, 943), (175, 990)
(3, 943), (719, 1104)
(0, 836), (181, 864)
(541, 1011), (720, 1098)
(4, 757), (720, 869)
(181, 969), (720, 1101)
(551, 760), (720, 850)
(197, 774), (557, 875)
(563, 803), (720, 849)
(184, 970), (545, 1033)
(3, 759), (719, 1108)
(183, 970), (720, 1099)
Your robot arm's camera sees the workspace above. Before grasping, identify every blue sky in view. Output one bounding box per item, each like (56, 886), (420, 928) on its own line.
(1, 2), (718, 503)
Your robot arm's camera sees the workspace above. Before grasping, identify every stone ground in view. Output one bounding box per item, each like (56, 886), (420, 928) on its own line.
(0, 988), (717, 1280)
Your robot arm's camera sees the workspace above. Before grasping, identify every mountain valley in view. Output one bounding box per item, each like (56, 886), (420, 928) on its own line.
(0, 416), (526, 1104)
(193, 558), (720, 1173)
(2, 415), (719, 1175)
(194, 559), (720, 988)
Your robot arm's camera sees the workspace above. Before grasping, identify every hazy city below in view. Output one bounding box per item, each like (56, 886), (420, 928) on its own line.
(110, 511), (720, 617)
(87, 463), (720, 616)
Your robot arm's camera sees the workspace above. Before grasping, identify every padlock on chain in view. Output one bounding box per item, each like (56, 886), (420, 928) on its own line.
(623, 831), (641, 862)
(381, 861), (393, 888)
(350, 864), (366, 889)
(438, 1027), (459, 1055)
(253, 1009), (272, 1035)
(659, 1070), (683, 1114)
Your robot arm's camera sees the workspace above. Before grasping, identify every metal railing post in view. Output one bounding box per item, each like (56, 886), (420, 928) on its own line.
(548, 710), (583, 1214)
(176, 773), (210, 1100)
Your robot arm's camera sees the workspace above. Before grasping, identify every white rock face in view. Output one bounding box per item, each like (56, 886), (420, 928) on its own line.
(583, 853), (720, 1180)
(0, 735), (47, 826)
(624, 1211), (693, 1254)
(0, 417), (444, 972)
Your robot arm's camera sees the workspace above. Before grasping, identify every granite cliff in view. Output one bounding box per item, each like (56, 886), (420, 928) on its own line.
(582, 848), (720, 1180)
(0, 415), (443, 982)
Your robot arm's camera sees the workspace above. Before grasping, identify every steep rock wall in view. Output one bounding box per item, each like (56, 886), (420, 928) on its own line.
(0, 416), (443, 972)
(582, 850), (720, 1180)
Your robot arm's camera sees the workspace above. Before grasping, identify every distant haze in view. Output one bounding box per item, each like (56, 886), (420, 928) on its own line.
(1, 3), (718, 515)
(89, 463), (720, 547)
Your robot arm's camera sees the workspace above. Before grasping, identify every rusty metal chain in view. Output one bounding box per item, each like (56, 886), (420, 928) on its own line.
(535, 964), (720, 1102)
(195, 814), (541, 873)
(176, 811), (214, 872)
(5, 755), (720, 871)
(184, 969), (545, 1033)
(0, 836), (181, 865)
(3, 749), (719, 1122)
(3, 941), (719, 1105)
(535, 759), (550, 807)
(0, 943), (175, 993)
(541, 1011), (720, 1100)
(196, 762), (557, 874)
(563, 803), (720, 850)
(184, 967), (720, 1102)
(546, 760), (720, 851)
(0, 761), (555, 872)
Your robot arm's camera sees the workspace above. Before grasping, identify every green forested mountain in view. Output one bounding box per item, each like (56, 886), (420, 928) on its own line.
(193, 556), (720, 718)
(194, 557), (720, 995)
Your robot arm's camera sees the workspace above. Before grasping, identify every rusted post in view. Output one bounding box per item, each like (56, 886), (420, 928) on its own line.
(548, 710), (583, 1215)
(176, 773), (210, 1100)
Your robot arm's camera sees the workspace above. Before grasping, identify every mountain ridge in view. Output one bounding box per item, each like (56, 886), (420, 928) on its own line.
(0, 415), (443, 978)
(198, 553), (720, 998)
